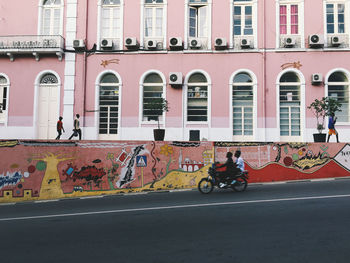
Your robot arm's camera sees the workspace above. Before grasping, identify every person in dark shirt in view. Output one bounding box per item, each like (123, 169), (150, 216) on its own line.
(55, 116), (65, 140)
(216, 152), (240, 188)
(327, 113), (339, 143)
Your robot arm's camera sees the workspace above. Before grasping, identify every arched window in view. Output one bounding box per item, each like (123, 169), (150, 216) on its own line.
(40, 73), (58, 84)
(41, 0), (63, 35)
(0, 76), (9, 122)
(99, 73), (120, 135)
(187, 73), (208, 122)
(100, 0), (122, 49)
(327, 71), (349, 122)
(279, 71), (301, 137)
(232, 72), (253, 136)
(142, 73), (165, 122)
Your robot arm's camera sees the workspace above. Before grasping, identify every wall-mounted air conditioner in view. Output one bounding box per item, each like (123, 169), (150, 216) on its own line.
(73, 39), (85, 50)
(283, 36), (296, 47)
(146, 39), (158, 49)
(189, 38), (202, 49)
(309, 34), (324, 48)
(125, 37), (139, 49)
(169, 72), (183, 86)
(169, 37), (183, 50)
(214, 38), (227, 50)
(240, 38), (252, 48)
(331, 36), (342, 47)
(311, 73), (323, 85)
(100, 39), (113, 49)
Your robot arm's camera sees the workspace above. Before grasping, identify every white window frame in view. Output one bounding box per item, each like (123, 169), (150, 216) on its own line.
(276, 69), (305, 142)
(95, 71), (122, 139)
(276, 0), (304, 49)
(184, 0), (212, 50)
(323, 0), (350, 47)
(230, 0), (258, 49)
(38, 0), (64, 36)
(139, 70), (167, 126)
(141, 0), (167, 49)
(33, 70), (61, 139)
(184, 70), (211, 125)
(325, 68), (350, 125)
(97, 0), (124, 50)
(229, 69), (257, 141)
(0, 74), (10, 125)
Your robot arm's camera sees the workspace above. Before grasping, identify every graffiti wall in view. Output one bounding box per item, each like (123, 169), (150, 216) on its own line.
(0, 140), (349, 203)
(0, 140), (214, 202)
(215, 142), (350, 182)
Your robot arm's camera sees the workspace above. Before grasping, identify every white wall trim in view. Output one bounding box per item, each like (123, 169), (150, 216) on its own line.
(229, 69), (258, 141)
(138, 70), (167, 128)
(0, 73), (10, 126)
(33, 70), (62, 139)
(276, 68), (306, 142)
(95, 70), (123, 140)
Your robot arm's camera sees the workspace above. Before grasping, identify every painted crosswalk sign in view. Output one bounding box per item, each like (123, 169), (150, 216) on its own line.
(136, 155), (147, 167)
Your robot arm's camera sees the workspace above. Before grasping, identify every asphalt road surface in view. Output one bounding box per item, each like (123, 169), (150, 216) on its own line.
(1, 178), (350, 263)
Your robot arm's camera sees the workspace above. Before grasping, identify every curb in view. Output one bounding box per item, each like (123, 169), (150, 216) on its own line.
(1, 177), (349, 206)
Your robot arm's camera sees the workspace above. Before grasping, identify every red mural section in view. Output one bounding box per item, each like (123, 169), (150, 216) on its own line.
(0, 140), (349, 202)
(214, 142), (350, 183)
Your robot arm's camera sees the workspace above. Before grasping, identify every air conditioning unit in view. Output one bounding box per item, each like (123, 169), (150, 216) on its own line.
(169, 37), (183, 50)
(189, 38), (202, 49)
(73, 39), (85, 50)
(146, 39), (158, 49)
(309, 34), (324, 48)
(240, 38), (252, 48)
(283, 36), (296, 47)
(331, 36), (342, 47)
(214, 38), (227, 50)
(169, 72), (183, 86)
(100, 39), (113, 49)
(311, 73), (323, 85)
(125, 37), (139, 49)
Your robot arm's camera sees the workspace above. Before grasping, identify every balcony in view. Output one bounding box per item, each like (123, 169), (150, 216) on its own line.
(0, 35), (64, 61)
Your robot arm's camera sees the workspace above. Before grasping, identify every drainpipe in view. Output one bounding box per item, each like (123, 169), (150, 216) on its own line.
(262, 0), (267, 141)
(82, 0), (89, 135)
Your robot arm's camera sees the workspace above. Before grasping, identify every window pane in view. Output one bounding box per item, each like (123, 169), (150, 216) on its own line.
(144, 73), (162, 83)
(188, 73), (207, 83)
(188, 85), (208, 122)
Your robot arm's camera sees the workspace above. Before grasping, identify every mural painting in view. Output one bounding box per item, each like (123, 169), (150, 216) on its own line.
(0, 140), (213, 202)
(0, 140), (349, 202)
(215, 142), (350, 182)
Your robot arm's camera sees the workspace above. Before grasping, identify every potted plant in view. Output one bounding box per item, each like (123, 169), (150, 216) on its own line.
(145, 97), (169, 141)
(307, 96), (342, 142)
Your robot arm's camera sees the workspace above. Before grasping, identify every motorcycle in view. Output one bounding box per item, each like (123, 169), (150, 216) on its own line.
(198, 163), (249, 194)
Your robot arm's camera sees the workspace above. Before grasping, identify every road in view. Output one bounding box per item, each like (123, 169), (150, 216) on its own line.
(1, 178), (350, 263)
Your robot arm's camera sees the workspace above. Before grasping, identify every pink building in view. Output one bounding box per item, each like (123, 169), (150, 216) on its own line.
(0, 0), (349, 142)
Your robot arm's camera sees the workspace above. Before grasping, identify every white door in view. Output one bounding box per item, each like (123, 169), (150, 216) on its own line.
(38, 85), (59, 139)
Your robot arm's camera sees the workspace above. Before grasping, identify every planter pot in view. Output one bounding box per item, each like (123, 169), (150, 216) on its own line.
(313, 133), (327, 142)
(153, 129), (165, 141)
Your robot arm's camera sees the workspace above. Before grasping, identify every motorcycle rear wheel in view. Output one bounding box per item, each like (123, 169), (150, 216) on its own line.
(231, 177), (248, 192)
(198, 178), (214, 194)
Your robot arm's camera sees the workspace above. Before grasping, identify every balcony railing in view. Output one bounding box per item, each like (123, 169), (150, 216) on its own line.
(0, 35), (64, 61)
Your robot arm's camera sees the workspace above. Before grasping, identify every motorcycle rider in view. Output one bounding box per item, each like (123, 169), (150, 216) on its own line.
(216, 152), (240, 188)
(231, 150), (245, 185)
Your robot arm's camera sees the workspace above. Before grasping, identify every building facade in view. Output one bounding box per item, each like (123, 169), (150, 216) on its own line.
(0, 0), (349, 142)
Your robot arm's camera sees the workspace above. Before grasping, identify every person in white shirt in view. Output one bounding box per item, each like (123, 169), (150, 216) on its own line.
(230, 150), (244, 185)
(235, 150), (245, 172)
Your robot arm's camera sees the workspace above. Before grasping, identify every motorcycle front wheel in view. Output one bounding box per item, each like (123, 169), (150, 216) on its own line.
(231, 177), (248, 192)
(198, 178), (214, 194)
